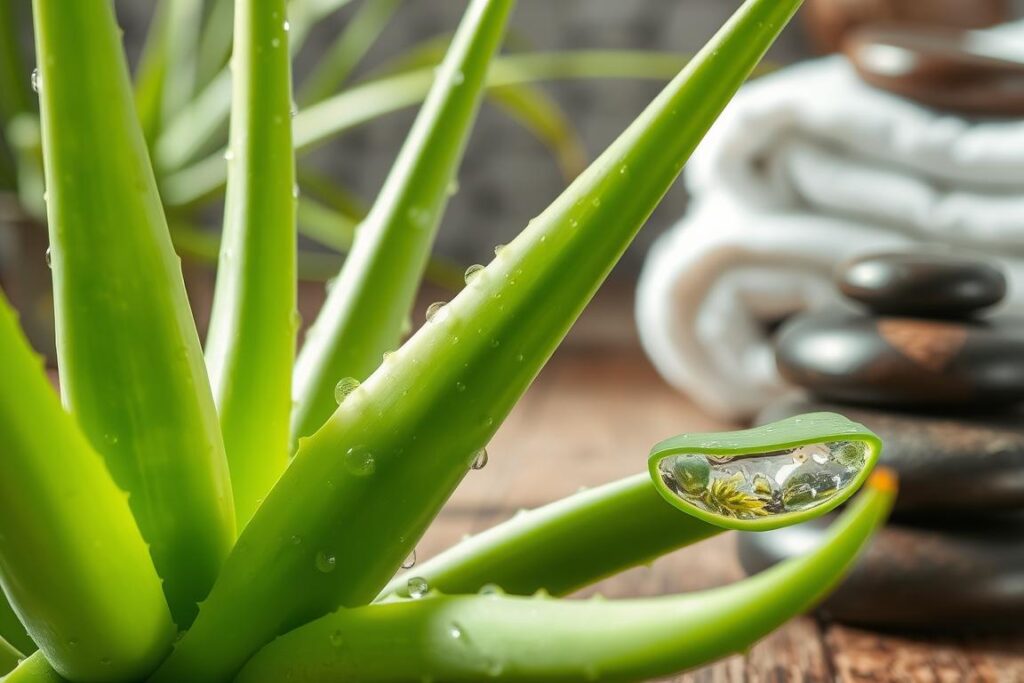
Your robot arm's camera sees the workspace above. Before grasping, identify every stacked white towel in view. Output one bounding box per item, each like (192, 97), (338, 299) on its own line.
(637, 28), (1024, 422)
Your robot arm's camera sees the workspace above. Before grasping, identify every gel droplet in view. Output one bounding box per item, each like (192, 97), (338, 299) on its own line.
(425, 301), (448, 323)
(464, 264), (485, 285)
(471, 448), (488, 470)
(344, 446), (375, 477)
(315, 551), (337, 573)
(334, 377), (360, 404)
(407, 577), (429, 598)
(402, 549), (417, 569)
(657, 441), (869, 520)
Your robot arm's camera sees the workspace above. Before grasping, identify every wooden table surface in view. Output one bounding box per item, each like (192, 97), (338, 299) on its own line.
(411, 341), (1024, 682)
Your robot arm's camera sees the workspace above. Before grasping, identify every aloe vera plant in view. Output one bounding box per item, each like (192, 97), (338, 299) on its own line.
(0, 0), (898, 681)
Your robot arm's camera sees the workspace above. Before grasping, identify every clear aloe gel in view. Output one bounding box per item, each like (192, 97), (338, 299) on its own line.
(648, 413), (882, 530)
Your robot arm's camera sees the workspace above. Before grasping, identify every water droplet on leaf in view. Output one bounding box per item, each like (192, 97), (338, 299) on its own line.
(315, 551), (337, 573)
(402, 549), (417, 569)
(334, 377), (360, 404)
(407, 577), (429, 598)
(471, 448), (488, 470)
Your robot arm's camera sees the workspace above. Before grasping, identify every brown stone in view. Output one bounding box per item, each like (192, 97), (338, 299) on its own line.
(774, 313), (1024, 408)
(803, 0), (1008, 54)
(845, 26), (1024, 116)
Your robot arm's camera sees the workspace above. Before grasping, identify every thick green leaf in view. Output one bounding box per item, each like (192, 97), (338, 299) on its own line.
(289, 0), (514, 448)
(0, 636), (21, 678)
(0, 295), (175, 681)
(380, 474), (722, 600)
(0, 651), (64, 683)
(0, 596), (33, 657)
(238, 473), (895, 682)
(160, 50), (692, 205)
(32, 0), (234, 627)
(204, 0), (297, 528)
(153, 2), (801, 680)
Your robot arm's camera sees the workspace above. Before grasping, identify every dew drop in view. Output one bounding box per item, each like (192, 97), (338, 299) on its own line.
(223, 148), (235, 161)
(289, 535), (302, 545)
(425, 301), (448, 323)
(329, 630), (343, 647)
(292, 184), (300, 199)
(271, 38), (281, 48)
(464, 264), (485, 285)
(478, 583), (503, 596)
(451, 70), (465, 86)
(44, 247), (52, 268)
(382, 350), (395, 362)
(591, 198), (602, 208)
(449, 622), (464, 640)
(456, 381), (466, 392)
(407, 576), (429, 598)
(471, 448), (488, 470)
(493, 244), (506, 256)
(402, 549), (417, 569)
(447, 178), (460, 196)
(283, 20), (291, 32)
(344, 446), (375, 477)
(315, 551), (337, 573)
(334, 377), (360, 404)
(30, 68), (39, 93)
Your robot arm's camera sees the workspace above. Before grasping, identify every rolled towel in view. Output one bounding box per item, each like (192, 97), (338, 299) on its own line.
(637, 29), (1024, 422)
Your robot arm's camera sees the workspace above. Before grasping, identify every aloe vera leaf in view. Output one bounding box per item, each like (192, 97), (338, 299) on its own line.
(196, 0), (234, 89)
(649, 413), (882, 531)
(0, 597), (33, 658)
(204, 0), (297, 528)
(238, 471), (895, 682)
(289, 0), (514, 449)
(32, 0), (235, 627)
(159, 50), (691, 204)
(487, 83), (588, 179)
(134, 0), (203, 144)
(379, 413), (879, 600)
(0, 636), (21, 677)
(0, 651), (64, 683)
(152, 3), (800, 680)
(380, 474), (722, 600)
(298, 0), (403, 106)
(0, 297), (175, 681)
(0, 0), (30, 188)
(369, 34), (588, 180)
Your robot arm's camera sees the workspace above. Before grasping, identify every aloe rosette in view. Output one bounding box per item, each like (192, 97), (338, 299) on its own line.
(0, 0), (901, 681)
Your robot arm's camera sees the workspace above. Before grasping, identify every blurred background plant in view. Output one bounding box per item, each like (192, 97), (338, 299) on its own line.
(0, 0), (812, 359)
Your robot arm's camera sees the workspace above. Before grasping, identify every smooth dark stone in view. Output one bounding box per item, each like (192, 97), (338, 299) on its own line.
(845, 26), (1024, 116)
(836, 252), (1006, 317)
(774, 313), (1024, 408)
(738, 514), (1024, 629)
(757, 397), (1024, 512)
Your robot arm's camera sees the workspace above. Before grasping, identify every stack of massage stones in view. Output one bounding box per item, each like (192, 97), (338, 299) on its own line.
(739, 251), (1024, 629)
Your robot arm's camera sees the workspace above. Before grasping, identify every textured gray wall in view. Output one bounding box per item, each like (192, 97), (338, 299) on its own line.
(96, 1), (1023, 273)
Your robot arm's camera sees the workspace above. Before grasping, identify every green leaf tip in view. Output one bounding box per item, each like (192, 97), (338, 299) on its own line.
(236, 480), (894, 682)
(649, 413), (882, 531)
